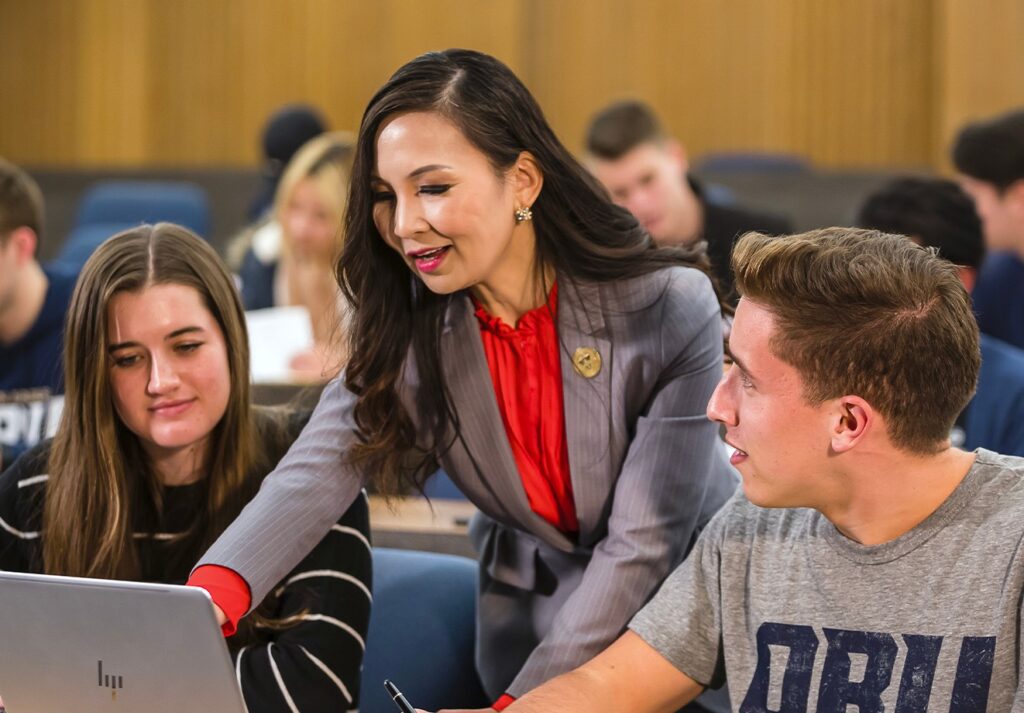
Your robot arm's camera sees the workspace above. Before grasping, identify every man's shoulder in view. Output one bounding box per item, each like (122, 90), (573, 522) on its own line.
(709, 199), (792, 235)
(42, 263), (78, 311)
(974, 337), (1024, 416)
(971, 449), (1024, 493)
(12, 263), (75, 356)
(979, 334), (1024, 376)
(974, 253), (1024, 306)
(700, 188), (792, 249)
(978, 251), (1024, 280)
(932, 450), (1024, 534)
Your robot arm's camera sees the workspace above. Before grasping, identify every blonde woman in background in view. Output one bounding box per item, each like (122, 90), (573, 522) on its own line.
(235, 132), (354, 380)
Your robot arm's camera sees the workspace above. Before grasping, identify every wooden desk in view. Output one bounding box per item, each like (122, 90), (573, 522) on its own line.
(369, 495), (478, 559)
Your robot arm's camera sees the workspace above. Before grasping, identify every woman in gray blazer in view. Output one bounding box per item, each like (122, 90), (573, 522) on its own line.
(193, 49), (736, 708)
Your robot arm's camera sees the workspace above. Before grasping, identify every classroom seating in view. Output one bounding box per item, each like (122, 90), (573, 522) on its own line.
(74, 180), (211, 237)
(695, 151), (811, 173)
(48, 180), (212, 271)
(421, 468), (468, 500)
(51, 222), (134, 271)
(360, 548), (488, 713)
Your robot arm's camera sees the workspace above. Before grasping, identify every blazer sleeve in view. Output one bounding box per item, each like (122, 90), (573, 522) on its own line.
(194, 377), (368, 608)
(508, 271), (736, 696)
(232, 492), (372, 713)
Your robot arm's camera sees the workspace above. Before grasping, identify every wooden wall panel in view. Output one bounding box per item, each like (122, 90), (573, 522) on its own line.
(780, 0), (935, 167)
(0, 0), (525, 167)
(75, 1), (151, 163)
(526, 0), (935, 167)
(0, 2), (82, 164)
(934, 0), (1024, 168)
(0, 0), (1021, 169)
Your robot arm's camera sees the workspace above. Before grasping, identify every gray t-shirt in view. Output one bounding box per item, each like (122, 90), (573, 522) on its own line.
(631, 449), (1024, 712)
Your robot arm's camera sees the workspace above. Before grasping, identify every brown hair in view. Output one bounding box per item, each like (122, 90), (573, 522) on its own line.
(732, 227), (980, 454)
(585, 99), (667, 160)
(43, 223), (264, 578)
(952, 109), (1024, 191)
(0, 157), (44, 249)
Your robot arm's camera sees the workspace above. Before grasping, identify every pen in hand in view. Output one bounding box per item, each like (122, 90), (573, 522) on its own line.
(384, 679), (417, 713)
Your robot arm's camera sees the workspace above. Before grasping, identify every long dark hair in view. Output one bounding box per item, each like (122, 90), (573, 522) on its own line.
(339, 49), (712, 494)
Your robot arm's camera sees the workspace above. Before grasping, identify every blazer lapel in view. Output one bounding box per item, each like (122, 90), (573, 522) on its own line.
(440, 294), (536, 527)
(558, 279), (614, 541)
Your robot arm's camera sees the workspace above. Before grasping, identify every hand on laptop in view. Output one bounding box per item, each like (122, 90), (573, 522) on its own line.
(213, 602), (228, 627)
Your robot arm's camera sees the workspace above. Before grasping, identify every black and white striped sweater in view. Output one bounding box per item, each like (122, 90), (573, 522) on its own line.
(0, 439), (372, 713)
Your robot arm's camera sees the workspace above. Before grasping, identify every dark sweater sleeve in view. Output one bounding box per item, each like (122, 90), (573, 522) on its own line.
(230, 490), (372, 712)
(0, 444), (48, 572)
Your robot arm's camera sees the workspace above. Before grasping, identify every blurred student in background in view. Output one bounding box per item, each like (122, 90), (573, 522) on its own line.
(953, 108), (1024, 350)
(0, 224), (370, 712)
(0, 158), (76, 471)
(858, 176), (1024, 456)
(235, 133), (354, 381)
(585, 100), (791, 305)
(247, 103), (328, 222)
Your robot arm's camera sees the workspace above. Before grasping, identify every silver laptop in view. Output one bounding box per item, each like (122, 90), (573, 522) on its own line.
(0, 571), (246, 713)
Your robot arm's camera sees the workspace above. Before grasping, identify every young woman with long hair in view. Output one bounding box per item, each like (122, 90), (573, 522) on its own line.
(192, 50), (736, 709)
(0, 224), (371, 712)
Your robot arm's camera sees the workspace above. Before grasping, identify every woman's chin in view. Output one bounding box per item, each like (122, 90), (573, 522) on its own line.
(416, 271), (468, 295)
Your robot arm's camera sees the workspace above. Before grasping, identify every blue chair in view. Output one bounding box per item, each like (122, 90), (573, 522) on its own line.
(74, 181), (211, 237)
(421, 468), (468, 500)
(695, 152), (811, 174)
(50, 222), (135, 272)
(701, 183), (737, 207)
(361, 548), (487, 713)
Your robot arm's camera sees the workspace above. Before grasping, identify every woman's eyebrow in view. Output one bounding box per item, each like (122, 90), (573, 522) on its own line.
(107, 326), (204, 353)
(165, 326), (204, 340)
(408, 164), (452, 179)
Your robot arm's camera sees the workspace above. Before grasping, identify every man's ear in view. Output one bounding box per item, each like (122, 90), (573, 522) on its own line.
(6, 226), (38, 264)
(957, 265), (977, 293)
(664, 139), (689, 174)
(831, 396), (873, 453)
(511, 151), (544, 211)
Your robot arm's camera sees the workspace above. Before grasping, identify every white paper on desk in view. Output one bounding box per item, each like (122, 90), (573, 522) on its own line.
(245, 306), (314, 383)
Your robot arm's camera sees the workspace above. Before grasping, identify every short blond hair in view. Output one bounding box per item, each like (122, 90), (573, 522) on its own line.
(733, 227), (980, 454)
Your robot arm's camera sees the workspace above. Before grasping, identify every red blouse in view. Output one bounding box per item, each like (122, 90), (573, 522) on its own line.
(188, 284), (578, 657)
(474, 282), (578, 534)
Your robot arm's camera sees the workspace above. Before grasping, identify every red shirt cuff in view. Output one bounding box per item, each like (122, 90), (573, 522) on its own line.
(493, 693), (516, 711)
(187, 564), (252, 637)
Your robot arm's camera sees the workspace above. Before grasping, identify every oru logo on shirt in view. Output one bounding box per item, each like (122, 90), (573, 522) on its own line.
(0, 389), (64, 465)
(741, 622), (995, 712)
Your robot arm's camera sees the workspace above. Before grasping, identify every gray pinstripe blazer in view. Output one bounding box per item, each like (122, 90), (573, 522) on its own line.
(197, 265), (737, 699)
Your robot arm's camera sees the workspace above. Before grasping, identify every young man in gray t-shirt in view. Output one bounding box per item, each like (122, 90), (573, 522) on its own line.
(454, 228), (1024, 712)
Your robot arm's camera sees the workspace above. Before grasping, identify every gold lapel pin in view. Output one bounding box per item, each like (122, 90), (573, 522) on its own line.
(572, 347), (602, 378)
